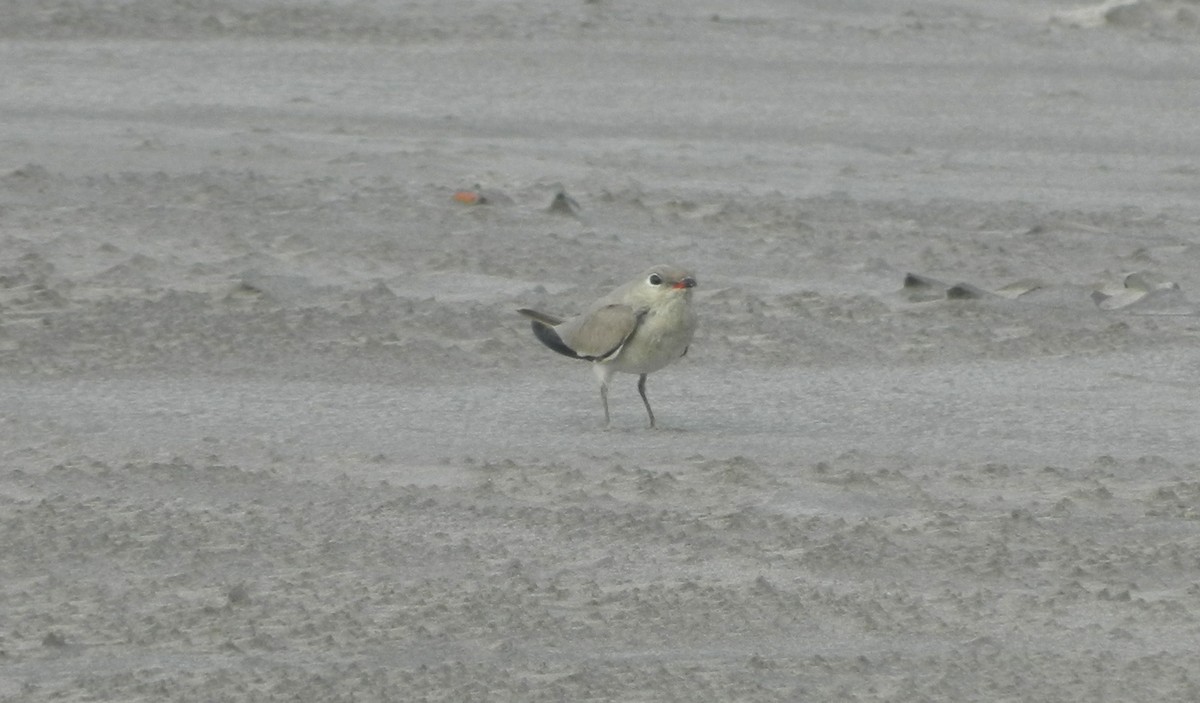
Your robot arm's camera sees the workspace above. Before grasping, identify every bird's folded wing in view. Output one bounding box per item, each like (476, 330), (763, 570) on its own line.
(561, 304), (640, 361)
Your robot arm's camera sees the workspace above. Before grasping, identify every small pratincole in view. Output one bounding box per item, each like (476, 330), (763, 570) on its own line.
(518, 265), (698, 428)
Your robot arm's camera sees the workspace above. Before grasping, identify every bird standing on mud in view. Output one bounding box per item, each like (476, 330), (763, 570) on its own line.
(519, 265), (698, 428)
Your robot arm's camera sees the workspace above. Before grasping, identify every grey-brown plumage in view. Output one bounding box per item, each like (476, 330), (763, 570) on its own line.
(519, 265), (697, 427)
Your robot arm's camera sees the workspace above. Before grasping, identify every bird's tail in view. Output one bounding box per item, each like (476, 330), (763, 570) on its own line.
(517, 308), (583, 360)
(517, 308), (564, 327)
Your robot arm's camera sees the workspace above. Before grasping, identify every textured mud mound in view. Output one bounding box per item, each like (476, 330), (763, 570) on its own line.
(5, 454), (1200, 701)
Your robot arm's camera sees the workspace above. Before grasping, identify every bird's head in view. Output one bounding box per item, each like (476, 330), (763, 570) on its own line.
(637, 265), (697, 302)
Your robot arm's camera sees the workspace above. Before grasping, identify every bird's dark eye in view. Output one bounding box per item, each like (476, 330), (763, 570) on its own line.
(648, 273), (663, 286)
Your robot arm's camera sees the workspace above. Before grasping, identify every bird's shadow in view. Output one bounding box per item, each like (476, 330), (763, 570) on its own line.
(595, 423), (691, 434)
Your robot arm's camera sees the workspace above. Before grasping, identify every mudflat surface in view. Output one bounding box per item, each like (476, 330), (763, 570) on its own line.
(3, 1), (1200, 700)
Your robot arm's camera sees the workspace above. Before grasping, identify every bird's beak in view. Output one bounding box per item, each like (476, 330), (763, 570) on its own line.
(673, 277), (696, 290)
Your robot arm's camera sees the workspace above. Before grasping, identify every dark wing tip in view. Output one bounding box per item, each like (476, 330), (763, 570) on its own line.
(530, 319), (586, 360)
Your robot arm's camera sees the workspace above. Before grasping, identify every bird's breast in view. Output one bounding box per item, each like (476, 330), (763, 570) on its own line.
(605, 298), (696, 374)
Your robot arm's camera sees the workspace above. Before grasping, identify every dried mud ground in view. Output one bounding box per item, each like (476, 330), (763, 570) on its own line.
(3, 1), (1200, 701)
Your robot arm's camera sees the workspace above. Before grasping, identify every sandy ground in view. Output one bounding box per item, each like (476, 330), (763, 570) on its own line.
(3, 1), (1200, 700)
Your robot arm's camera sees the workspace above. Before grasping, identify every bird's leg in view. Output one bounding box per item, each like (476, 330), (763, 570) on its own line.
(599, 380), (611, 427)
(637, 373), (655, 428)
(593, 363), (616, 428)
